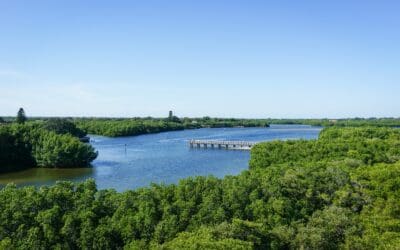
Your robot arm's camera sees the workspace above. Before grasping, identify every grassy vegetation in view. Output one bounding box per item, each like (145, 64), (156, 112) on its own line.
(1, 126), (400, 248)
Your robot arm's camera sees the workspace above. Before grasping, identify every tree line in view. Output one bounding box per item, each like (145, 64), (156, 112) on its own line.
(73, 117), (270, 137)
(264, 117), (400, 127)
(4, 113), (400, 130)
(1, 126), (399, 248)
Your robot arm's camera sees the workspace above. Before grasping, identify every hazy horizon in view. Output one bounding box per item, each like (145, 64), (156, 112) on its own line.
(2, 112), (400, 120)
(1, 1), (400, 118)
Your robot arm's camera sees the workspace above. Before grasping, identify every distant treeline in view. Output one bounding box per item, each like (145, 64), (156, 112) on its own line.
(74, 119), (186, 137)
(0, 121), (97, 172)
(73, 117), (270, 137)
(266, 117), (400, 127)
(1, 126), (400, 248)
(184, 117), (270, 128)
(72, 117), (400, 138)
(4, 116), (400, 126)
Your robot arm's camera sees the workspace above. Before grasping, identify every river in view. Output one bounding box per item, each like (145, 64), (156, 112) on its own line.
(0, 125), (321, 191)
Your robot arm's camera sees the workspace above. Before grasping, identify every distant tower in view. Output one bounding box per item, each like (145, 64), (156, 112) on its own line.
(169, 110), (173, 119)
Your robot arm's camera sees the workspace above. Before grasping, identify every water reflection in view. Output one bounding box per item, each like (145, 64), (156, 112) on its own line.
(0, 167), (94, 186)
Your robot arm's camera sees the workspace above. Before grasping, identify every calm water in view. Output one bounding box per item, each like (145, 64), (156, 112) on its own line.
(0, 125), (321, 191)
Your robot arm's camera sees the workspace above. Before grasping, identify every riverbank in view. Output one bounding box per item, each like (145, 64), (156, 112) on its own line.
(0, 125), (321, 190)
(1, 126), (399, 248)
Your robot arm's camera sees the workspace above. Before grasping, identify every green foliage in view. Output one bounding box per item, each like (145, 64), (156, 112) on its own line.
(74, 117), (270, 137)
(42, 118), (86, 138)
(250, 127), (400, 169)
(0, 124), (35, 171)
(265, 117), (400, 127)
(32, 132), (97, 167)
(342, 163), (400, 249)
(185, 117), (270, 129)
(75, 119), (186, 137)
(1, 126), (400, 248)
(167, 115), (182, 123)
(16, 107), (27, 124)
(294, 206), (354, 249)
(0, 124), (97, 171)
(158, 227), (253, 250)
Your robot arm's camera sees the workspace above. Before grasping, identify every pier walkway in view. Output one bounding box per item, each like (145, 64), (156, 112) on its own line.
(189, 139), (259, 150)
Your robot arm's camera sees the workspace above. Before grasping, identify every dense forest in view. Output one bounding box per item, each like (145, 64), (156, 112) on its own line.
(0, 121), (97, 172)
(1, 126), (399, 249)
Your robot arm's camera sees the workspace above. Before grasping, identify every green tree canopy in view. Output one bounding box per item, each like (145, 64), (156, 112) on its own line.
(0, 123), (97, 171)
(42, 118), (86, 138)
(1, 126), (400, 248)
(16, 108), (27, 124)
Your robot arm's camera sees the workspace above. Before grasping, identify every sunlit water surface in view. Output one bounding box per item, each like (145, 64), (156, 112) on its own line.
(0, 125), (321, 191)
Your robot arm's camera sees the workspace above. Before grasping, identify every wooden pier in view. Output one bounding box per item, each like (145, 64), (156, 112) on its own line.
(189, 139), (258, 150)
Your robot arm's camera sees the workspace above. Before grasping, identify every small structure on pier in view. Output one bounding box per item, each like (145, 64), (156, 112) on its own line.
(189, 139), (258, 150)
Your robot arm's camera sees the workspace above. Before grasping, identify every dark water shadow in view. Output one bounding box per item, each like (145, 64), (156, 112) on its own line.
(0, 167), (94, 187)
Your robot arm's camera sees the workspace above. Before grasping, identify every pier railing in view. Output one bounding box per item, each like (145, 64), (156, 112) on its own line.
(189, 139), (258, 150)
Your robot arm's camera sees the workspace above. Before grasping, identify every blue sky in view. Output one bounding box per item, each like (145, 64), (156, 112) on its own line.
(0, 0), (399, 118)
